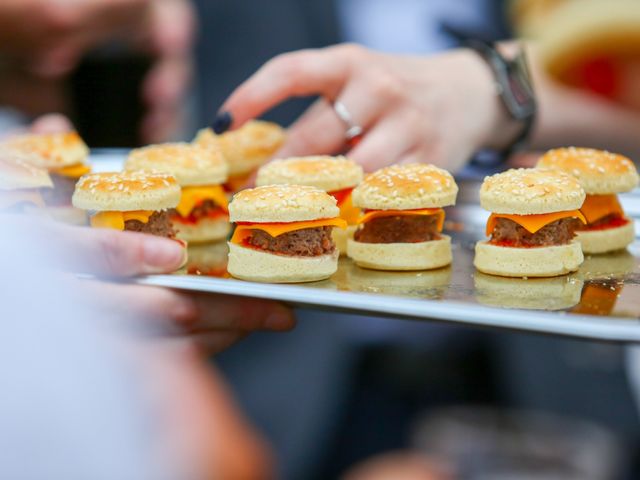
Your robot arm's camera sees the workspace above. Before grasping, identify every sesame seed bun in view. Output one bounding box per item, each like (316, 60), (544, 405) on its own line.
(72, 171), (180, 212)
(125, 143), (228, 187)
(175, 216), (231, 243)
(229, 184), (339, 223)
(474, 271), (583, 310)
(194, 120), (286, 177)
(227, 243), (338, 283)
(575, 220), (635, 254)
(474, 241), (584, 277)
(256, 155), (363, 192)
(0, 152), (52, 191)
(537, 148), (639, 194)
(184, 242), (229, 276)
(347, 236), (452, 271)
(480, 168), (585, 215)
(3, 132), (89, 169)
(352, 164), (458, 211)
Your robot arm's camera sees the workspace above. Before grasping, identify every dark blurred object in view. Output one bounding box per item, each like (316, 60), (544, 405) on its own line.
(69, 50), (152, 148)
(412, 407), (624, 480)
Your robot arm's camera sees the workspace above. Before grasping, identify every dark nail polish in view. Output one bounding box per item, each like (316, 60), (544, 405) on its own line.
(212, 111), (233, 134)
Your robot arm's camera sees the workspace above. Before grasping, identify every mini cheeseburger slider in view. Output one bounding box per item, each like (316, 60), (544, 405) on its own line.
(537, 147), (639, 254)
(0, 151), (53, 213)
(3, 132), (90, 224)
(72, 171), (181, 240)
(347, 164), (457, 271)
(475, 168), (587, 278)
(256, 156), (363, 253)
(227, 184), (346, 283)
(194, 120), (285, 192)
(125, 143), (230, 243)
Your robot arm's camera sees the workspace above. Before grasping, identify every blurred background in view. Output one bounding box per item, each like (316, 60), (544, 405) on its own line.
(1, 0), (640, 479)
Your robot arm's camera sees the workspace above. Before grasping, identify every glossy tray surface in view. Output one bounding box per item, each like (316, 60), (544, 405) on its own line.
(92, 151), (640, 343)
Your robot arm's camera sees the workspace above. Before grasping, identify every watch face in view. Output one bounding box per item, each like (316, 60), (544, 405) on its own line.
(504, 49), (537, 120)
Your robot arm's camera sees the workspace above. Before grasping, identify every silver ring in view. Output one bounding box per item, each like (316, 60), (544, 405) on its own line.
(333, 101), (363, 141)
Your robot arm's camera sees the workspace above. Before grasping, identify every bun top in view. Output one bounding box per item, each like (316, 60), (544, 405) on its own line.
(352, 164), (458, 210)
(2, 132), (89, 169)
(125, 143), (228, 187)
(537, 147), (639, 194)
(72, 171), (180, 212)
(480, 168), (585, 214)
(193, 120), (285, 176)
(229, 184), (339, 223)
(0, 150), (53, 191)
(256, 155), (363, 191)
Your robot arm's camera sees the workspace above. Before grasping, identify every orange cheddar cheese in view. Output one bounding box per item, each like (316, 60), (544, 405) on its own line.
(90, 210), (154, 230)
(0, 190), (45, 209)
(357, 208), (445, 232)
(52, 163), (91, 179)
(335, 191), (360, 225)
(231, 217), (347, 244)
(580, 194), (625, 224)
(485, 210), (587, 236)
(176, 185), (228, 218)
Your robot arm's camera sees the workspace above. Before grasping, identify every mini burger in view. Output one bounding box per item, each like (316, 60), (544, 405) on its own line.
(475, 168), (587, 278)
(72, 171), (181, 240)
(0, 151), (53, 213)
(537, 147), (639, 254)
(347, 164), (458, 271)
(227, 184), (346, 283)
(125, 143), (230, 243)
(194, 120), (285, 192)
(256, 155), (363, 253)
(3, 132), (90, 224)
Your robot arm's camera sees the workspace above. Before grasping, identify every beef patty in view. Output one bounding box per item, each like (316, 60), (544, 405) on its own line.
(489, 217), (579, 247)
(125, 210), (176, 238)
(40, 173), (76, 206)
(354, 215), (441, 244)
(579, 213), (626, 230)
(245, 226), (335, 257)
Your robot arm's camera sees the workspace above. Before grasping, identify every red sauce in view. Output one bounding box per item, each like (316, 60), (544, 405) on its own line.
(488, 239), (541, 249)
(329, 187), (354, 206)
(586, 216), (629, 231)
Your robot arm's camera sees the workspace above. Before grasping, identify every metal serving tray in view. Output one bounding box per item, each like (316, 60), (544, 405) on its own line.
(91, 151), (640, 343)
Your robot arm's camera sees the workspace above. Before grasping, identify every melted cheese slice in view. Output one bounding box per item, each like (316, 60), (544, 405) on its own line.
(176, 185), (228, 218)
(231, 217), (348, 244)
(52, 163), (91, 179)
(90, 210), (154, 230)
(486, 210), (587, 236)
(357, 208), (445, 232)
(0, 190), (45, 209)
(336, 192), (361, 225)
(580, 194), (625, 224)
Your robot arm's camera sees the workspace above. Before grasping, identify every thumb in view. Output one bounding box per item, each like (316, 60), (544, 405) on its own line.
(56, 225), (186, 277)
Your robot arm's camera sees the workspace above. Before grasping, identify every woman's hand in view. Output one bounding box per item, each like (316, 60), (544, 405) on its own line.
(221, 44), (521, 173)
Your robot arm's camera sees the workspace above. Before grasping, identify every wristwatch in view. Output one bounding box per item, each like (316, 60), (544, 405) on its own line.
(465, 39), (537, 158)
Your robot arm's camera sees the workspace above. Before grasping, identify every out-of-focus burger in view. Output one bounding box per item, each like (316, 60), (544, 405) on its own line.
(194, 120), (285, 192)
(347, 164), (458, 271)
(72, 171), (181, 240)
(227, 184), (346, 283)
(125, 143), (230, 243)
(537, 147), (638, 254)
(256, 155), (363, 253)
(0, 151), (52, 213)
(475, 168), (586, 277)
(3, 132), (90, 224)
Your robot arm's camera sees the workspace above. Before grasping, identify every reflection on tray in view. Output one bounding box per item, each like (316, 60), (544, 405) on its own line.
(474, 272), (584, 311)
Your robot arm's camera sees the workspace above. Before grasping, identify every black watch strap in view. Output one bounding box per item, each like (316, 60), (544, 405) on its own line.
(465, 39), (537, 158)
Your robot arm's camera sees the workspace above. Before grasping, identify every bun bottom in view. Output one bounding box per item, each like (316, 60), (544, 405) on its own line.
(474, 272), (583, 310)
(347, 236), (452, 271)
(332, 225), (357, 256)
(175, 217), (230, 243)
(575, 220), (635, 254)
(474, 241), (583, 278)
(227, 243), (339, 283)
